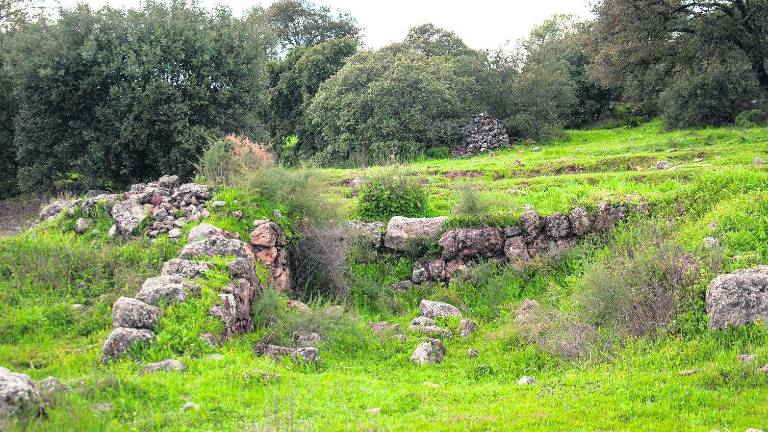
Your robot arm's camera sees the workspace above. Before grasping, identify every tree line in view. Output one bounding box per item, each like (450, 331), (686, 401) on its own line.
(1, 0), (766, 194)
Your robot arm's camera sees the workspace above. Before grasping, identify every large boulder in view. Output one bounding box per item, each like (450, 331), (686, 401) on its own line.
(101, 327), (155, 361)
(136, 275), (200, 306)
(544, 214), (571, 239)
(411, 339), (447, 365)
(419, 300), (462, 319)
(112, 297), (160, 329)
(0, 367), (42, 420)
(438, 228), (504, 261)
(384, 216), (447, 252)
(707, 266), (768, 329)
(179, 236), (252, 260)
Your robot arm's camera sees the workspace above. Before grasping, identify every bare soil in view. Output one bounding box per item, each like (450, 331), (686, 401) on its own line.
(0, 195), (47, 237)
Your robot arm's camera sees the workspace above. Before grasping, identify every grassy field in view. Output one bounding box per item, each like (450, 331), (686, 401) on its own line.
(3, 121), (768, 431)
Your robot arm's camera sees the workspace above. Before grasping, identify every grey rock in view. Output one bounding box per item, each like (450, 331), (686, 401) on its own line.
(112, 297), (159, 329)
(107, 224), (118, 238)
(519, 210), (543, 241)
(419, 300), (462, 319)
(468, 348), (479, 358)
(36, 377), (69, 400)
(182, 402), (200, 411)
(593, 202), (626, 232)
(738, 354), (756, 363)
(384, 216), (447, 252)
(207, 354), (225, 361)
(368, 322), (401, 335)
(391, 280), (413, 291)
(438, 228), (504, 260)
(454, 112), (509, 157)
(411, 338), (446, 365)
(569, 207), (592, 236)
(345, 221), (385, 248)
(200, 333), (219, 347)
(544, 213), (571, 238)
(517, 376), (536, 385)
(94, 402), (112, 412)
(179, 236), (251, 260)
(292, 347), (320, 363)
(504, 236), (530, 263)
(706, 266), (768, 329)
(504, 225), (523, 237)
(157, 175), (179, 189)
(188, 223), (224, 243)
(161, 259), (212, 278)
(754, 157), (765, 165)
(136, 275), (199, 306)
(655, 161), (673, 170)
(0, 367), (42, 420)
(75, 218), (89, 234)
(295, 332), (324, 348)
(409, 324), (453, 339)
(411, 264), (429, 284)
(111, 199), (152, 236)
(704, 237), (720, 249)
(39, 199), (79, 221)
(167, 228), (182, 239)
(460, 319), (477, 338)
(410, 316), (435, 327)
(101, 327), (154, 361)
(143, 359), (186, 374)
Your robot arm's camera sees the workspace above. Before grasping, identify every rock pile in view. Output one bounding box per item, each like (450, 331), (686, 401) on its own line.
(101, 223), (261, 361)
(39, 175), (214, 239)
(0, 368), (69, 423)
(249, 220), (291, 292)
(406, 203), (626, 283)
(454, 112), (510, 157)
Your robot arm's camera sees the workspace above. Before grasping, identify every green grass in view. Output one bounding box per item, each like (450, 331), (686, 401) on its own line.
(3, 121), (768, 431)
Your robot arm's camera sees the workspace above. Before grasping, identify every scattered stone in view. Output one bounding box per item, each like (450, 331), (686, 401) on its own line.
(419, 300), (462, 319)
(75, 218), (89, 234)
(544, 214), (571, 238)
(460, 319), (477, 338)
(738, 354), (756, 363)
(101, 327), (155, 362)
(39, 199), (80, 221)
(71, 304), (85, 312)
(706, 265), (768, 329)
(679, 369), (698, 376)
(411, 339), (446, 365)
(292, 347), (320, 363)
(207, 354), (225, 361)
(410, 316), (435, 327)
(411, 264), (429, 284)
(136, 275), (199, 306)
(209, 278), (258, 339)
(345, 221), (385, 248)
(94, 402), (112, 412)
(287, 300), (310, 313)
(468, 348), (479, 358)
(655, 161), (673, 170)
(254, 343), (319, 363)
(107, 224), (118, 238)
(200, 333), (219, 347)
(35, 377), (68, 401)
(188, 223), (224, 243)
(161, 259), (212, 278)
(143, 359), (186, 374)
(409, 323), (453, 339)
(168, 228), (182, 239)
(384, 216), (447, 252)
(754, 157), (764, 165)
(746, 429), (765, 432)
(368, 322), (401, 335)
(111, 199), (152, 237)
(295, 332), (324, 348)
(760, 364), (768, 373)
(391, 280), (413, 291)
(569, 207), (592, 236)
(517, 376), (536, 385)
(210, 200), (226, 208)
(182, 402), (200, 411)
(0, 367), (42, 420)
(112, 297), (160, 329)
(365, 407), (382, 415)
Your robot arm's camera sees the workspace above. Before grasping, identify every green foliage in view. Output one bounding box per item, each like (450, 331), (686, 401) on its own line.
(307, 49), (481, 163)
(661, 63), (763, 129)
(451, 186), (490, 218)
(7, 1), (269, 191)
(735, 108), (768, 128)
(356, 171), (429, 222)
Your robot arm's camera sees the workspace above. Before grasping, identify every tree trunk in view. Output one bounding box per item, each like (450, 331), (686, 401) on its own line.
(750, 54), (768, 94)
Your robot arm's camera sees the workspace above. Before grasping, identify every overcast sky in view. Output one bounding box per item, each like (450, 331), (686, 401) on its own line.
(53, 0), (593, 50)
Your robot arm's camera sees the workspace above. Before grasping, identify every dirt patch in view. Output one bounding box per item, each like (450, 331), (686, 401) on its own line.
(0, 195), (47, 238)
(445, 170), (483, 179)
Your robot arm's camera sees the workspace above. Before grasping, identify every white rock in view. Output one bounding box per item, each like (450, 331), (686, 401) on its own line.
(517, 376), (536, 385)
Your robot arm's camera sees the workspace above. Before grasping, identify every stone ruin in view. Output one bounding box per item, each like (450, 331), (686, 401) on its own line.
(39, 175), (213, 239)
(344, 202), (628, 286)
(453, 112), (510, 157)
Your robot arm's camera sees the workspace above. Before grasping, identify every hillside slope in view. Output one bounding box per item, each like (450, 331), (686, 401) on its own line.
(2, 122), (768, 431)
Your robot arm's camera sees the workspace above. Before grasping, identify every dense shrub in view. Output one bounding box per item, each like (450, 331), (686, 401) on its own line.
(289, 224), (349, 301)
(198, 134), (275, 186)
(307, 49), (481, 164)
(660, 63), (762, 129)
(7, 2), (269, 191)
(356, 171), (429, 222)
(735, 108), (768, 128)
(452, 186), (490, 218)
(576, 222), (704, 338)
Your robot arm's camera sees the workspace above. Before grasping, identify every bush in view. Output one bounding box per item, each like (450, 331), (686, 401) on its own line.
(307, 49), (481, 164)
(660, 63), (762, 129)
(452, 186), (490, 218)
(576, 221), (704, 338)
(345, 140), (423, 167)
(8, 2), (269, 191)
(735, 108), (768, 128)
(289, 224), (349, 301)
(356, 170), (429, 222)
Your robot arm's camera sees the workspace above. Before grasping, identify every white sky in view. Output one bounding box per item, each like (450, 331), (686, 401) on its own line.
(53, 0), (594, 50)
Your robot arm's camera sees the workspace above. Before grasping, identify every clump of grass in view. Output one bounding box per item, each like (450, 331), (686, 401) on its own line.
(452, 186), (490, 217)
(198, 134), (275, 187)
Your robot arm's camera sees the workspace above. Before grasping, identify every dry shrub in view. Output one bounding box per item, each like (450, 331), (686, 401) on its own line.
(514, 300), (600, 360)
(576, 221), (703, 338)
(289, 224), (349, 301)
(225, 133), (275, 168)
